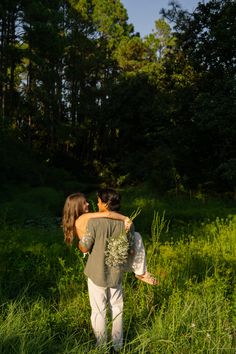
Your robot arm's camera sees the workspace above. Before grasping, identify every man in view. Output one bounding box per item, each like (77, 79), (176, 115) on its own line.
(79, 188), (132, 351)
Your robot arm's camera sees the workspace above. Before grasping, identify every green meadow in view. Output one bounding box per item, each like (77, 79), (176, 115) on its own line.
(0, 186), (235, 353)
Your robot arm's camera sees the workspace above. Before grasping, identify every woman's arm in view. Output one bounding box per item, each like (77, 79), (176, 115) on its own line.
(88, 211), (128, 220)
(85, 211), (132, 232)
(75, 212), (132, 240)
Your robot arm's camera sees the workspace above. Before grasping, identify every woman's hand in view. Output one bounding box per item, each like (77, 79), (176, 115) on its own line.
(124, 217), (132, 233)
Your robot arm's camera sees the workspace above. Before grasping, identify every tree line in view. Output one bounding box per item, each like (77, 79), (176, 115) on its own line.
(0, 0), (235, 195)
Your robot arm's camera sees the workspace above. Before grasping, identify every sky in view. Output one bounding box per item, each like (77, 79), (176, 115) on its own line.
(121, 0), (208, 37)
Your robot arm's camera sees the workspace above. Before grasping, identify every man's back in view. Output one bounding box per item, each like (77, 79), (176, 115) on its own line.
(82, 218), (127, 287)
(79, 188), (127, 351)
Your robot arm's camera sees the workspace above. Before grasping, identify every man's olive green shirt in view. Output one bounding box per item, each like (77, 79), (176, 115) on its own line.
(80, 218), (128, 288)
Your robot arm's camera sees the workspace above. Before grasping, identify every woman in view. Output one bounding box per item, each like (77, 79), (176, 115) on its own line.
(62, 192), (157, 285)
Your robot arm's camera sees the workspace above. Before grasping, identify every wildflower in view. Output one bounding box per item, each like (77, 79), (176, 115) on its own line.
(105, 209), (138, 268)
(191, 322), (196, 328)
(105, 232), (134, 268)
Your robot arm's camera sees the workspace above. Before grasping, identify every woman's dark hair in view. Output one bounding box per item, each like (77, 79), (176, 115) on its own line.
(97, 188), (121, 211)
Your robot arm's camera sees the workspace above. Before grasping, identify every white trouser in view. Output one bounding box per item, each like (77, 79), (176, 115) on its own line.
(87, 278), (123, 350)
(127, 232), (147, 275)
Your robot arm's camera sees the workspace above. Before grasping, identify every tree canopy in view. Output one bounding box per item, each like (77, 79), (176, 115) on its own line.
(0, 0), (235, 195)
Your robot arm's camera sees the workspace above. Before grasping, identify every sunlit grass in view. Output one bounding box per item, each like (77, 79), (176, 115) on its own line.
(0, 189), (235, 353)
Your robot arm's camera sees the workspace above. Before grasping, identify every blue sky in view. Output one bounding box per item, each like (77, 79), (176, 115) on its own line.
(121, 0), (208, 37)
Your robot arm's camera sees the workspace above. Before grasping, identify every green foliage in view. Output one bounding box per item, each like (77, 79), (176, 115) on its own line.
(165, 0), (236, 190)
(0, 186), (64, 225)
(0, 190), (235, 352)
(147, 147), (176, 194)
(144, 18), (176, 60)
(92, 0), (132, 48)
(120, 184), (236, 238)
(0, 128), (42, 185)
(216, 159), (236, 192)
(115, 36), (150, 73)
(151, 211), (170, 250)
(1, 0), (235, 194)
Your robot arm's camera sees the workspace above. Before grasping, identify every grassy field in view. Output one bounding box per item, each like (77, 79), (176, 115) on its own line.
(0, 186), (235, 353)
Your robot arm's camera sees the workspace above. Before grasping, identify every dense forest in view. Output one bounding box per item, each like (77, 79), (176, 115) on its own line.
(0, 0), (235, 195)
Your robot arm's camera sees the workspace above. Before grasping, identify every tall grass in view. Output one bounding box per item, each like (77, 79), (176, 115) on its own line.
(0, 190), (235, 353)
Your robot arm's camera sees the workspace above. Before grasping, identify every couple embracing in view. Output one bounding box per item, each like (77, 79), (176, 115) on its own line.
(62, 188), (158, 352)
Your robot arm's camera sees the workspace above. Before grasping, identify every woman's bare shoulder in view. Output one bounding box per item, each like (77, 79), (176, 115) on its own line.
(76, 213), (93, 223)
(79, 213), (92, 219)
